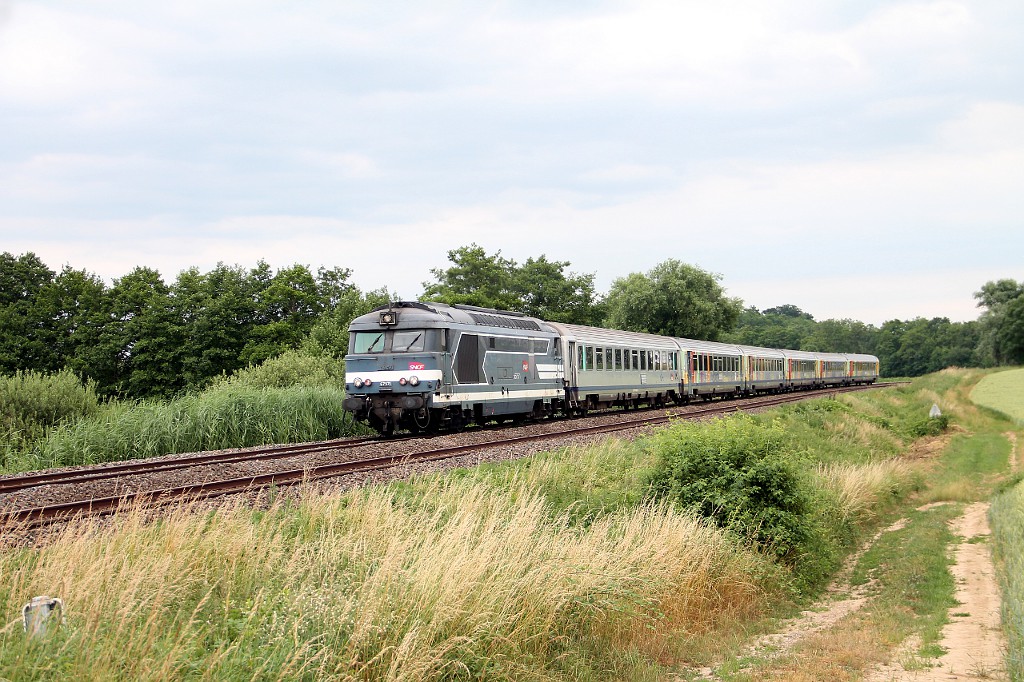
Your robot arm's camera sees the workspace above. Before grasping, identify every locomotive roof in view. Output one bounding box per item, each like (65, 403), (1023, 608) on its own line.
(349, 301), (555, 334)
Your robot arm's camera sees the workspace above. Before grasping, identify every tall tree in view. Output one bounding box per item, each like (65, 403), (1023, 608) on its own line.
(801, 319), (878, 354)
(975, 278), (1024, 365)
(244, 264), (323, 365)
(37, 266), (108, 375)
(82, 267), (182, 398)
(174, 263), (256, 388)
(511, 255), (603, 325)
(421, 244), (517, 310)
(421, 244), (602, 324)
(604, 260), (741, 340)
(0, 252), (57, 373)
(724, 305), (816, 349)
(994, 296), (1024, 365)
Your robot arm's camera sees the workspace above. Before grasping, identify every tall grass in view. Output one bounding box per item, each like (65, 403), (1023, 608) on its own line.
(0, 481), (774, 681)
(815, 459), (916, 525)
(27, 384), (364, 470)
(1, 369), (101, 471)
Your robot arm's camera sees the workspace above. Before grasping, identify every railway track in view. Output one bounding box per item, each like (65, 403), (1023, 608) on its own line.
(0, 383), (897, 528)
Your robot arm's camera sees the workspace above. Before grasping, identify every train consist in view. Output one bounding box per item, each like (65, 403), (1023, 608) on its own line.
(342, 301), (879, 435)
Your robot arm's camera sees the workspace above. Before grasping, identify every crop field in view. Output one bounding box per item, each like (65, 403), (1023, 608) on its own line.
(971, 367), (1024, 424)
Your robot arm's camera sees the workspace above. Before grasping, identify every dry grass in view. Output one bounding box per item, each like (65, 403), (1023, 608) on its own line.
(816, 460), (915, 524)
(1, 480), (775, 681)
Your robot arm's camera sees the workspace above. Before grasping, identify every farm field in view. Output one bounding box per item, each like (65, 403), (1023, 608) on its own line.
(2, 368), (1023, 681)
(971, 367), (1024, 425)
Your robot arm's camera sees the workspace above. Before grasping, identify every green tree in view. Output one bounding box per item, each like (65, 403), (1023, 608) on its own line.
(0, 252), (57, 373)
(421, 244), (602, 324)
(874, 317), (977, 377)
(510, 255), (603, 325)
(975, 278), (1024, 365)
(724, 306), (816, 349)
(174, 264), (257, 388)
(604, 260), (741, 340)
(86, 267), (182, 398)
(421, 244), (518, 310)
(994, 296), (1024, 365)
(243, 264), (324, 365)
(801, 319), (878, 354)
(38, 266), (108, 375)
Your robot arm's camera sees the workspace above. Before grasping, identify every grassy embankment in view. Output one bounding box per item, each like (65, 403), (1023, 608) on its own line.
(0, 351), (369, 474)
(2, 373), (967, 681)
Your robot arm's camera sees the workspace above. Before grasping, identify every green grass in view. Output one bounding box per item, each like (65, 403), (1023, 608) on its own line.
(16, 384), (369, 471)
(971, 368), (1024, 425)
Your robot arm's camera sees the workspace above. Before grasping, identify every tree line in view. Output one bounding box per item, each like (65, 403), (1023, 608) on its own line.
(2, 246), (1021, 400)
(0, 252), (390, 399)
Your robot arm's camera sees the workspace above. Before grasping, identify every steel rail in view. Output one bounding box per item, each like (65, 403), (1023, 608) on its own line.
(0, 437), (373, 495)
(1, 383), (893, 528)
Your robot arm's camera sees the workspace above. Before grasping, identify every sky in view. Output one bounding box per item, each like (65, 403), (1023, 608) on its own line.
(1, 1), (1021, 326)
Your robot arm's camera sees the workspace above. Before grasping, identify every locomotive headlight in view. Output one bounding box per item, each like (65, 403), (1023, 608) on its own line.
(409, 376), (420, 386)
(353, 378), (364, 388)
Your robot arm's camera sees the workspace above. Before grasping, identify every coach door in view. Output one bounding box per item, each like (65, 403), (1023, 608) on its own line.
(567, 341), (577, 388)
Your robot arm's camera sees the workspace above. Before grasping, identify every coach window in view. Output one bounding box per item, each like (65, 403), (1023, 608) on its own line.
(585, 346), (594, 371)
(631, 349), (639, 370)
(577, 345), (584, 370)
(595, 347), (604, 370)
(605, 348), (613, 371)
(615, 348), (623, 370)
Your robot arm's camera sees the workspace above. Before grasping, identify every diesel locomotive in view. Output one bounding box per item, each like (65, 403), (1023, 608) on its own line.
(342, 301), (879, 435)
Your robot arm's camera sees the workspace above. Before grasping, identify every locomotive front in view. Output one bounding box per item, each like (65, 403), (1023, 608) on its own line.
(343, 303), (447, 435)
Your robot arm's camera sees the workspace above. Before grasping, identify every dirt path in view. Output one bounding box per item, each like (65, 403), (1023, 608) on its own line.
(688, 516), (912, 680)
(686, 501), (1008, 681)
(866, 502), (1006, 681)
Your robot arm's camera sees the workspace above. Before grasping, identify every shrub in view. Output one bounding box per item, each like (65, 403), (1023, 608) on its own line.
(214, 349), (346, 389)
(1, 369), (101, 470)
(906, 413), (950, 438)
(645, 415), (813, 563)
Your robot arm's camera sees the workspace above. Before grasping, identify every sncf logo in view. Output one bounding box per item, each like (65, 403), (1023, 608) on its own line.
(409, 362), (426, 371)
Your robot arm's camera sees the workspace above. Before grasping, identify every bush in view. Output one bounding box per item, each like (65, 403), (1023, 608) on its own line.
(215, 349), (346, 389)
(645, 415), (814, 563)
(1, 369), (101, 470)
(906, 414), (950, 438)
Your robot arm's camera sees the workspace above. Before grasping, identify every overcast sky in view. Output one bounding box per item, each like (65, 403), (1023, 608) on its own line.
(2, 1), (1021, 326)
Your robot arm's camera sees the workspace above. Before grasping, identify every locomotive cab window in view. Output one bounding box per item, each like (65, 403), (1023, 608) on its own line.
(351, 330), (433, 354)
